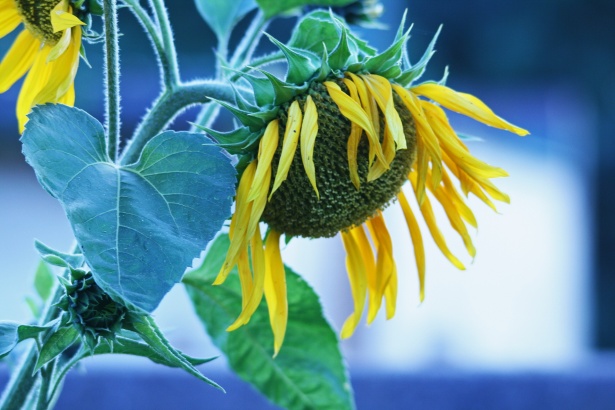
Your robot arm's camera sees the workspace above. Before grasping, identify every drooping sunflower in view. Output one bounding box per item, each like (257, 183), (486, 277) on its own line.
(0, 0), (85, 131)
(204, 11), (529, 355)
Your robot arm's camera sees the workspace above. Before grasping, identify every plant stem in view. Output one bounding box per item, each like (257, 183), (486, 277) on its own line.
(103, 0), (121, 162)
(119, 80), (236, 165)
(148, 0), (179, 87)
(229, 11), (268, 70)
(35, 367), (51, 410)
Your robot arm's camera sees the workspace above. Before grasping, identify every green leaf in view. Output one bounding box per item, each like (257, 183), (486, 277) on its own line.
(194, 0), (257, 42)
(21, 105), (236, 313)
(0, 321), (50, 359)
(256, 0), (355, 19)
(126, 314), (223, 390)
(33, 259), (55, 301)
(35, 326), (80, 371)
(95, 335), (216, 367)
(34, 241), (84, 271)
(184, 234), (355, 410)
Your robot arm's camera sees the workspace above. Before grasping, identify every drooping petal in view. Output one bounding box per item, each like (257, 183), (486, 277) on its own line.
(346, 72), (379, 166)
(397, 190), (426, 302)
(349, 225), (379, 325)
(409, 171), (465, 270)
(0, 30), (39, 93)
(361, 74), (406, 150)
(57, 82), (75, 106)
(264, 230), (287, 357)
(247, 120), (279, 202)
(393, 85), (443, 201)
(247, 165), (271, 243)
(365, 211), (396, 323)
(412, 83), (529, 136)
(324, 81), (387, 167)
(300, 95), (319, 197)
(340, 230), (368, 339)
(236, 247), (253, 310)
(270, 101), (302, 199)
(227, 224), (266, 331)
(341, 78), (363, 189)
(214, 161), (257, 285)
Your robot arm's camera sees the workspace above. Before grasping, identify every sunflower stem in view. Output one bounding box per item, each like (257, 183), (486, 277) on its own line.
(229, 10), (268, 70)
(148, 0), (179, 87)
(119, 80), (236, 165)
(103, 0), (121, 161)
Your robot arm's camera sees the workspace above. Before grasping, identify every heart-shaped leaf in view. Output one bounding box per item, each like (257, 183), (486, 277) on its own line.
(21, 104), (236, 312)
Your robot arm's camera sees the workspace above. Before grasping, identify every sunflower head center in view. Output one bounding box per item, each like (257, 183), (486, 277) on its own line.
(261, 79), (417, 238)
(15, 0), (63, 44)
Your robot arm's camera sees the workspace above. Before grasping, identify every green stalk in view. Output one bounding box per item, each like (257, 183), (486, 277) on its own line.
(103, 0), (121, 161)
(148, 0), (179, 86)
(119, 80), (236, 165)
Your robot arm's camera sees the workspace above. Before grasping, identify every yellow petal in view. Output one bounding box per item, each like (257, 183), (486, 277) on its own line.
(427, 175), (476, 258)
(269, 101), (301, 199)
(365, 212), (396, 324)
(247, 165), (271, 241)
(384, 264), (398, 320)
(33, 26), (81, 105)
(349, 225), (379, 325)
(397, 190), (426, 302)
(51, 3), (85, 32)
(264, 230), (287, 357)
(340, 231), (368, 339)
(227, 225), (266, 331)
(0, 4), (21, 38)
(392, 85), (443, 201)
(0, 30), (39, 93)
(409, 172), (465, 270)
(341, 78), (363, 189)
(57, 82), (75, 106)
(346, 72), (379, 166)
(48, 26), (71, 62)
(247, 120), (279, 202)
(17, 45), (54, 132)
(412, 83), (529, 136)
(236, 248), (253, 310)
(214, 161), (257, 285)
(324, 81), (388, 167)
(361, 74), (406, 150)
(300, 95), (319, 198)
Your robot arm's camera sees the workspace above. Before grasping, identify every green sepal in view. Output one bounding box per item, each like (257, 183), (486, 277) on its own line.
(265, 33), (320, 85)
(125, 313), (223, 391)
(288, 10), (343, 54)
(230, 83), (258, 112)
(34, 326), (80, 372)
(395, 25), (442, 87)
(210, 98), (267, 129)
(363, 26), (409, 75)
(192, 124), (263, 155)
(328, 17), (353, 70)
(314, 42), (332, 82)
(0, 321), (51, 360)
(378, 65), (402, 79)
(254, 68), (307, 105)
(34, 240), (84, 270)
(87, 0), (104, 15)
(232, 70), (277, 107)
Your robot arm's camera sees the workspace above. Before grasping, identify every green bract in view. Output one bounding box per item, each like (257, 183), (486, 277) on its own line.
(200, 10), (440, 154)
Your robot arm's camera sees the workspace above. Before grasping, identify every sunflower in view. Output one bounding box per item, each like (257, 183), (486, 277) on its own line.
(204, 11), (529, 355)
(0, 0), (84, 132)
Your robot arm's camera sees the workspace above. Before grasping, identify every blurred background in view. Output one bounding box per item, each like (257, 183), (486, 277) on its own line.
(1, 0), (614, 408)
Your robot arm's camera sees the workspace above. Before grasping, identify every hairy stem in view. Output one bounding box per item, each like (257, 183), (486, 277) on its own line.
(103, 0), (121, 161)
(148, 0), (179, 86)
(119, 80), (236, 165)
